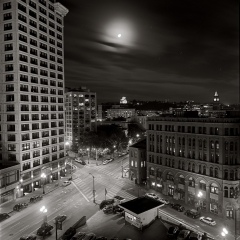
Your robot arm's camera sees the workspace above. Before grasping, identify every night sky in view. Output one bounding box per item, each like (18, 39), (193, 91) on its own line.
(59, 0), (239, 104)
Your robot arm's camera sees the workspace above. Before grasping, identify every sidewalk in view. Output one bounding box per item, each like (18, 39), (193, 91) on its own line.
(0, 178), (64, 214)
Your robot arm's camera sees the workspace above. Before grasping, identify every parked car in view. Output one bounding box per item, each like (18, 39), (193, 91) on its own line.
(177, 230), (191, 240)
(71, 232), (86, 240)
(157, 198), (170, 205)
(13, 203), (28, 211)
(62, 181), (71, 187)
(189, 232), (202, 240)
(99, 199), (115, 210)
(184, 209), (200, 219)
(75, 159), (86, 165)
(106, 158), (113, 162)
(55, 215), (67, 223)
(102, 161), (109, 165)
(30, 195), (42, 203)
(37, 222), (53, 236)
(199, 217), (216, 226)
(82, 233), (96, 240)
(171, 203), (185, 212)
(62, 227), (77, 240)
(96, 237), (107, 240)
(114, 195), (125, 204)
(145, 193), (158, 199)
(103, 205), (114, 214)
(0, 213), (10, 222)
(19, 234), (37, 240)
(167, 226), (180, 238)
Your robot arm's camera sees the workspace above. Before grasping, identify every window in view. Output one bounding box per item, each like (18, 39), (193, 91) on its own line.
(22, 143), (30, 151)
(210, 184), (218, 194)
(4, 33), (12, 41)
(4, 23), (13, 33)
(19, 24), (27, 33)
(5, 54), (13, 61)
(5, 43), (13, 51)
(4, 12), (12, 20)
(3, 2), (11, 10)
(6, 94), (14, 101)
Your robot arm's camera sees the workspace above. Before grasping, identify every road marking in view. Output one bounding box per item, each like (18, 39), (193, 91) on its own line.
(19, 225), (29, 232)
(72, 181), (90, 202)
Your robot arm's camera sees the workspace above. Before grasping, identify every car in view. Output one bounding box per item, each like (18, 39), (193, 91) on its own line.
(114, 195), (125, 204)
(102, 161), (109, 165)
(62, 227), (77, 240)
(103, 205), (114, 214)
(184, 209), (200, 219)
(29, 195), (42, 203)
(157, 198), (170, 205)
(99, 199), (115, 210)
(96, 237), (107, 240)
(13, 203), (28, 211)
(82, 233), (96, 240)
(75, 159), (86, 165)
(62, 181), (71, 187)
(177, 230), (191, 240)
(167, 226), (180, 238)
(199, 216), (216, 226)
(189, 232), (202, 240)
(145, 193), (158, 199)
(106, 158), (113, 162)
(171, 203), (185, 212)
(0, 213), (10, 222)
(123, 168), (129, 173)
(37, 222), (53, 236)
(19, 234), (37, 240)
(71, 232), (86, 240)
(55, 215), (67, 223)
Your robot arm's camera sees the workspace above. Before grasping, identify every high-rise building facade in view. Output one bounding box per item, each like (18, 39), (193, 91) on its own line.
(65, 87), (97, 146)
(0, 0), (68, 196)
(146, 116), (240, 220)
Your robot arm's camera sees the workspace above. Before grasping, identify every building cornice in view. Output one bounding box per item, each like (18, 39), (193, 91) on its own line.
(54, 2), (69, 17)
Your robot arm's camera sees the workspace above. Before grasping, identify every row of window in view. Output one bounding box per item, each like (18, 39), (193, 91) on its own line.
(149, 124), (239, 136)
(6, 84), (63, 95)
(6, 113), (64, 122)
(5, 75), (63, 87)
(6, 94), (63, 103)
(148, 156), (238, 179)
(7, 122), (64, 132)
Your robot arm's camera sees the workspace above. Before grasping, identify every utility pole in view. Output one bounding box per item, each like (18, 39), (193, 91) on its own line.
(89, 173), (95, 203)
(121, 157), (123, 178)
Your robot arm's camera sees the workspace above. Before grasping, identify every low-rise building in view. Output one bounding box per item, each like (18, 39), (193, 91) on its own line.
(129, 139), (147, 184)
(119, 196), (164, 229)
(0, 163), (20, 205)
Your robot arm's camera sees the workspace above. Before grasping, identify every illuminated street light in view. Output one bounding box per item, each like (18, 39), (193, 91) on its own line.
(40, 206), (48, 223)
(41, 173), (46, 194)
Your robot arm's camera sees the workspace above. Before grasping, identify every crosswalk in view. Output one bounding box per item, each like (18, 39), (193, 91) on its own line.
(72, 175), (136, 203)
(85, 161), (129, 178)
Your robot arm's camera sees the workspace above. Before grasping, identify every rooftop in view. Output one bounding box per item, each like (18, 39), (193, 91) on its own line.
(119, 196), (163, 214)
(130, 138), (146, 149)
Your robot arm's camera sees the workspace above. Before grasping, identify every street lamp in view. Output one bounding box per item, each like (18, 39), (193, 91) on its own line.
(197, 191), (203, 211)
(41, 173), (46, 194)
(87, 148), (90, 164)
(221, 228), (228, 240)
(40, 206), (48, 223)
(89, 173), (95, 203)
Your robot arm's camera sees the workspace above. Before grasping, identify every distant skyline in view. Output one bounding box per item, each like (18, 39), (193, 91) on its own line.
(59, 0), (239, 104)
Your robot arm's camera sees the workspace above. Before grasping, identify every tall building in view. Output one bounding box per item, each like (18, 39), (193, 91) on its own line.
(146, 115), (240, 222)
(0, 0), (69, 197)
(65, 87), (97, 147)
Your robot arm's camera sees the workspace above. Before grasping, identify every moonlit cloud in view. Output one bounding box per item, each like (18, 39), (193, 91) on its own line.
(59, 0), (239, 104)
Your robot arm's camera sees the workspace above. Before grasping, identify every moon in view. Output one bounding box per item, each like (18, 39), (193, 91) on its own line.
(118, 34), (121, 38)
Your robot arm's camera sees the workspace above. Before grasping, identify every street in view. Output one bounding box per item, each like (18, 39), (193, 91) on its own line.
(1, 154), (237, 240)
